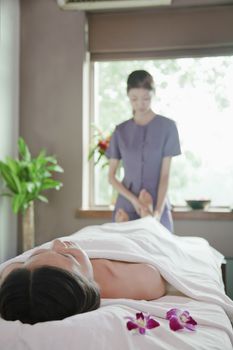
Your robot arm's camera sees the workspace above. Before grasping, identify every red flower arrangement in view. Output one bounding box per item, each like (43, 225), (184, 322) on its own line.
(88, 125), (112, 167)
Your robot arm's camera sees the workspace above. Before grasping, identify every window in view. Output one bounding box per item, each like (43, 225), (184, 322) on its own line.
(87, 56), (233, 208)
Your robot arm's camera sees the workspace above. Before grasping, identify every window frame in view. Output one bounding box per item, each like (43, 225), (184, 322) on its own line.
(85, 55), (233, 210)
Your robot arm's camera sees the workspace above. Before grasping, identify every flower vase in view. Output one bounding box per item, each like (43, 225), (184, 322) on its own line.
(22, 201), (35, 251)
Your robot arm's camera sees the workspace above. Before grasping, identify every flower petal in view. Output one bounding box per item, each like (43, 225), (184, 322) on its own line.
(166, 308), (179, 320)
(187, 316), (197, 326)
(185, 323), (196, 331)
(146, 318), (160, 329)
(169, 316), (184, 331)
(127, 321), (139, 331)
(136, 312), (144, 320)
(182, 310), (190, 318)
(139, 327), (146, 335)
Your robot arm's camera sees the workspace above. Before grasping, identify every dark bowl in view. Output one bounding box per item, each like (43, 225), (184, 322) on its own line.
(185, 199), (211, 210)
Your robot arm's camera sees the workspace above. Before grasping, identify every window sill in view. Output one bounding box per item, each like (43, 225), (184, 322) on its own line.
(76, 207), (233, 221)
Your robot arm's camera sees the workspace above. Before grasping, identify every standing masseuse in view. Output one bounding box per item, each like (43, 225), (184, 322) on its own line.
(106, 70), (181, 232)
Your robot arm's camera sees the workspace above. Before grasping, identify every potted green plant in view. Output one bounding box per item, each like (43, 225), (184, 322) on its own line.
(0, 138), (63, 251)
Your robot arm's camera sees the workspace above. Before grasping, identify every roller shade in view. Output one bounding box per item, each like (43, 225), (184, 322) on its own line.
(88, 5), (233, 60)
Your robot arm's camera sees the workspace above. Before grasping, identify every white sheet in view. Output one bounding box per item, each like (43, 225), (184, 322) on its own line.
(0, 217), (233, 350)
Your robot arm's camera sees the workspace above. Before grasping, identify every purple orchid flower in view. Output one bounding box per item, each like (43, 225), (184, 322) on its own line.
(166, 308), (197, 331)
(126, 312), (160, 335)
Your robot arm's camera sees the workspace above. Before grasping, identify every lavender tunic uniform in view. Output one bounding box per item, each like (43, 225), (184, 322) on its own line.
(106, 115), (181, 232)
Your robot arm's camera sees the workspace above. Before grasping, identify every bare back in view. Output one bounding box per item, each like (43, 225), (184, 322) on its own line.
(91, 259), (165, 300)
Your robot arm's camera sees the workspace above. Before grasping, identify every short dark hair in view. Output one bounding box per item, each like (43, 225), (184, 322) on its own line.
(127, 70), (155, 93)
(0, 266), (100, 324)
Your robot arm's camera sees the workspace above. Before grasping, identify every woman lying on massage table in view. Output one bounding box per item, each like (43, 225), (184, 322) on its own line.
(0, 191), (165, 325)
(0, 240), (165, 324)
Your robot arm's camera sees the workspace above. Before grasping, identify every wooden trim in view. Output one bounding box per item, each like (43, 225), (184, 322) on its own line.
(77, 209), (113, 219)
(76, 208), (233, 220)
(172, 210), (233, 220)
(91, 47), (233, 61)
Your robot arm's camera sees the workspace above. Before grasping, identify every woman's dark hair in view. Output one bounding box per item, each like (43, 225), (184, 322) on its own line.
(0, 266), (100, 324)
(127, 70), (155, 93)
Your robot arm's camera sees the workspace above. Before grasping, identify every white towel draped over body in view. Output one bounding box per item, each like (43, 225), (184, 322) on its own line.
(74, 217), (233, 320)
(1, 217), (233, 350)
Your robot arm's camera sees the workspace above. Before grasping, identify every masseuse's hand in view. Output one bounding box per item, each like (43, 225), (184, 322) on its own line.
(131, 197), (148, 216)
(153, 210), (161, 221)
(63, 241), (79, 248)
(54, 240), (81, 250)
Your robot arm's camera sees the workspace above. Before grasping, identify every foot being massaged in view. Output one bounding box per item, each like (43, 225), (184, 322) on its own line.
(115, 189), (154, 222)
(0, 192), (231, 326)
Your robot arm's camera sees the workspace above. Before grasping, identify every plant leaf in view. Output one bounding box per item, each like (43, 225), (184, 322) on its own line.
(40, 179), (63, 191)
(18, 137), (31, 162)
(45, 156), (57, 164)
(88, 145), (99, 160)
(46, 165), (64, 173)
(6, 157), (19, 174)
(0, 163), (19, 193)
(26, 182), (35, 193)
(94, 153), (102, 165)
(38, 195), (48, 203)
(12, 194), (25, 213)
(11, 173), (22, 193)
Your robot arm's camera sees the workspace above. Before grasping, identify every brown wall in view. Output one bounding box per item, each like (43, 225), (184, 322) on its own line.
(20, 0), (94, 245)
(20, 0), (233, 256)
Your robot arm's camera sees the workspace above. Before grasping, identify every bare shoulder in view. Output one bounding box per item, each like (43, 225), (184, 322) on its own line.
(91, 259), (166, 300)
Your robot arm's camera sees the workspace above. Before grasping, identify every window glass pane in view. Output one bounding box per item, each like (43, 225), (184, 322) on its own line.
(92, 57), (233, 207)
